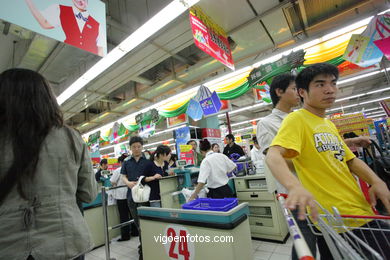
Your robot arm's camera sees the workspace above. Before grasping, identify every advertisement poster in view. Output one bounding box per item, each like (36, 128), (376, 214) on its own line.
(174, 126), (191, 157)
(0, 0), (107, 56)
(189, 5), (234, 70)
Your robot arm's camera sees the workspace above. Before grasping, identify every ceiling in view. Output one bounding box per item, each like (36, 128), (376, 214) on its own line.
(1, 0), (389, 152)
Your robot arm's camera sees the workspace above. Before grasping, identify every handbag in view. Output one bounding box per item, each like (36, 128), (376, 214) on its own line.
(131, 176), (151, 203)
(362, 140), (390, 214)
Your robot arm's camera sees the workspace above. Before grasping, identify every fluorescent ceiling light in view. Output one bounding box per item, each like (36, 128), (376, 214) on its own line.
(329, 96), (390, 112)
(370, 113), (386, 118)
(335, 86), (390, 103)
(229, 103), (267, 115)
(57, 0), (199, 105)
(337, 70), (382, 85)
(144, 138), (174, 148)
(233, 126), (253, 133)
(231, 117), (264, 127)
(100, 140), (128, 151)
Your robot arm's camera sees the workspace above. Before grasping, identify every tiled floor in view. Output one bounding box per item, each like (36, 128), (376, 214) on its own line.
(86, 235), (294, 260)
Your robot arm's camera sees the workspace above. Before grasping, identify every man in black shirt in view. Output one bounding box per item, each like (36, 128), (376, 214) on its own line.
(121, 136), (151, 260)
(223, 134), (245, 158)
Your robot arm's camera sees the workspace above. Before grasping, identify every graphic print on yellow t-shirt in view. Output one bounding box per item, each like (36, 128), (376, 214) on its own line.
(271, 109), (373, 219)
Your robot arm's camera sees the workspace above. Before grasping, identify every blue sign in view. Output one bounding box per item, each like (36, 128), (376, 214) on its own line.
(186, 98), (203, 121)
(175, 126), (191, 156)
(200, 91), (222, 116)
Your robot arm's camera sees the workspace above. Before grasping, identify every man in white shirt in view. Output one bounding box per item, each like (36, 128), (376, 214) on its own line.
(110, 154), (131, 241)
(25, 0), (104, 56)
(257, 74), (300, 195)
(189, 139), (237, 200)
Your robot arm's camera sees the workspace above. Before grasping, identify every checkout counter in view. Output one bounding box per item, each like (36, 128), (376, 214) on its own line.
(83, 177), (121, 247)
(138, 203), (252, 260)
(144, 163), (252, 259)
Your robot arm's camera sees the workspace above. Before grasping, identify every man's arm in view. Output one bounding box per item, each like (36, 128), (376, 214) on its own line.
(121, 174), (137, 189)
(266, 146), (318, 220)
(25, 0), (54, 29)
(189, 182), (205, 201)
(347, 158), (390, 213)
(345, 136), (371, 148)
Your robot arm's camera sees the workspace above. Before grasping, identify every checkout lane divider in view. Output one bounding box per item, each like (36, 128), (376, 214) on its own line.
(101, 185), (134, 260)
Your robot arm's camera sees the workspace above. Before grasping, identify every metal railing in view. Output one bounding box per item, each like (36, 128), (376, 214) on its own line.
(101, 185), (134, 260)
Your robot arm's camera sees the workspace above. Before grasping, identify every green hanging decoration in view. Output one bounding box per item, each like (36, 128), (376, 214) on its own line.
(248, 50), (306, 87)
(159, 101), (190, 118)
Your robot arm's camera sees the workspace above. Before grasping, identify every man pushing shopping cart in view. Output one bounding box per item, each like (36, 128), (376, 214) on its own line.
(265, 63), (390, 260)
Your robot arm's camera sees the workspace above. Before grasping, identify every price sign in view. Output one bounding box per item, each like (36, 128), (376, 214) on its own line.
(163, 225), (195, 260)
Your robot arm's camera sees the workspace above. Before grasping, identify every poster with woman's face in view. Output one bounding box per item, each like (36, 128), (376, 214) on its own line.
(0, 0), (107, 56)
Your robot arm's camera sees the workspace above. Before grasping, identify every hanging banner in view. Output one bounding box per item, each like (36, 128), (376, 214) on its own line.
(248, 50), (305, 86)
(136, 109), (160, 138)
(0, 0), (107, 56)
(186, 98), (203, 121)
(373, 13), (390, 60)
(200, 91), (222, 116)
(253, 82), (271, 103)
(167, 113), (188, 128)
(219, 99), (231, 113)
(343, 13), (390, 67)
(189, 6), (234, 70)
(194, 85), (222, 117)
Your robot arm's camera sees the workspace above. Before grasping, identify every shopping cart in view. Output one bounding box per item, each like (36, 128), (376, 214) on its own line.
(277, 194), (390, 260)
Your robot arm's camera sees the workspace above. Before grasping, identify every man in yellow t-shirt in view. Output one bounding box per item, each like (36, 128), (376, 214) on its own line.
(266, 63), (390, 259)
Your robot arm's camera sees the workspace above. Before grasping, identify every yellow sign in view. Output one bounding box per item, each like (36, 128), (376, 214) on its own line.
(180, 145), (193, 153)
(235, 136), (242, 143)
(107, 158), (118, 164)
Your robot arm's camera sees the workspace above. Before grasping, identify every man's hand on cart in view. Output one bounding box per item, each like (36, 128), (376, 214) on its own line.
(369, 180), (390, 214)
(287, 185), (318, 221)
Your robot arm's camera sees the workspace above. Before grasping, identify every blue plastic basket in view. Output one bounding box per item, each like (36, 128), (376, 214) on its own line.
(182, 198), (238, 212)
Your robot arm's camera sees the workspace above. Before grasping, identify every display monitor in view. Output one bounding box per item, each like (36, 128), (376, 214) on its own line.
(176, 160), (187, 167)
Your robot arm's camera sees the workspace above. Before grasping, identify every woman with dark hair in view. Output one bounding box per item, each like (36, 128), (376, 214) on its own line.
(141, 145), (172, 207)
(0, 68), (97, 259)
(189, 139), (237, 200)
(211, 143), (220, 153)
(168, 153), (177, 168)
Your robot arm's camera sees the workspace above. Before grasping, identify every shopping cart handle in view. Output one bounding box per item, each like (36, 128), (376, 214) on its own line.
(277, 193), (288, 199)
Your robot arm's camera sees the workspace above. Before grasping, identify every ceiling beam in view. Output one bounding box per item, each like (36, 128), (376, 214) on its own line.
(38, 42), (65, 74)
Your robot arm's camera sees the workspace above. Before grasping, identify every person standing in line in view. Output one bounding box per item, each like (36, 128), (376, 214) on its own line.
(121, 136), (151, 260)
(250, 137), (263, 163)
(110, 154), (131, 242)
(189, 139), (237, 200)
(256, 73), (314, 259)
(266, 63), (390, 259)
(95, 158), (108, 182)
(0, 68), (97, 259)
(211, 143), (221, 153)
(141, 145), (172, 208)
(25, 0), (105, 56)
(223, 134), (245, 158)
(187, 140), (203, 166)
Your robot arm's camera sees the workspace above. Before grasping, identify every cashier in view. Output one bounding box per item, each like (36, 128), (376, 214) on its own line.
(189, 139), (237, 201)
